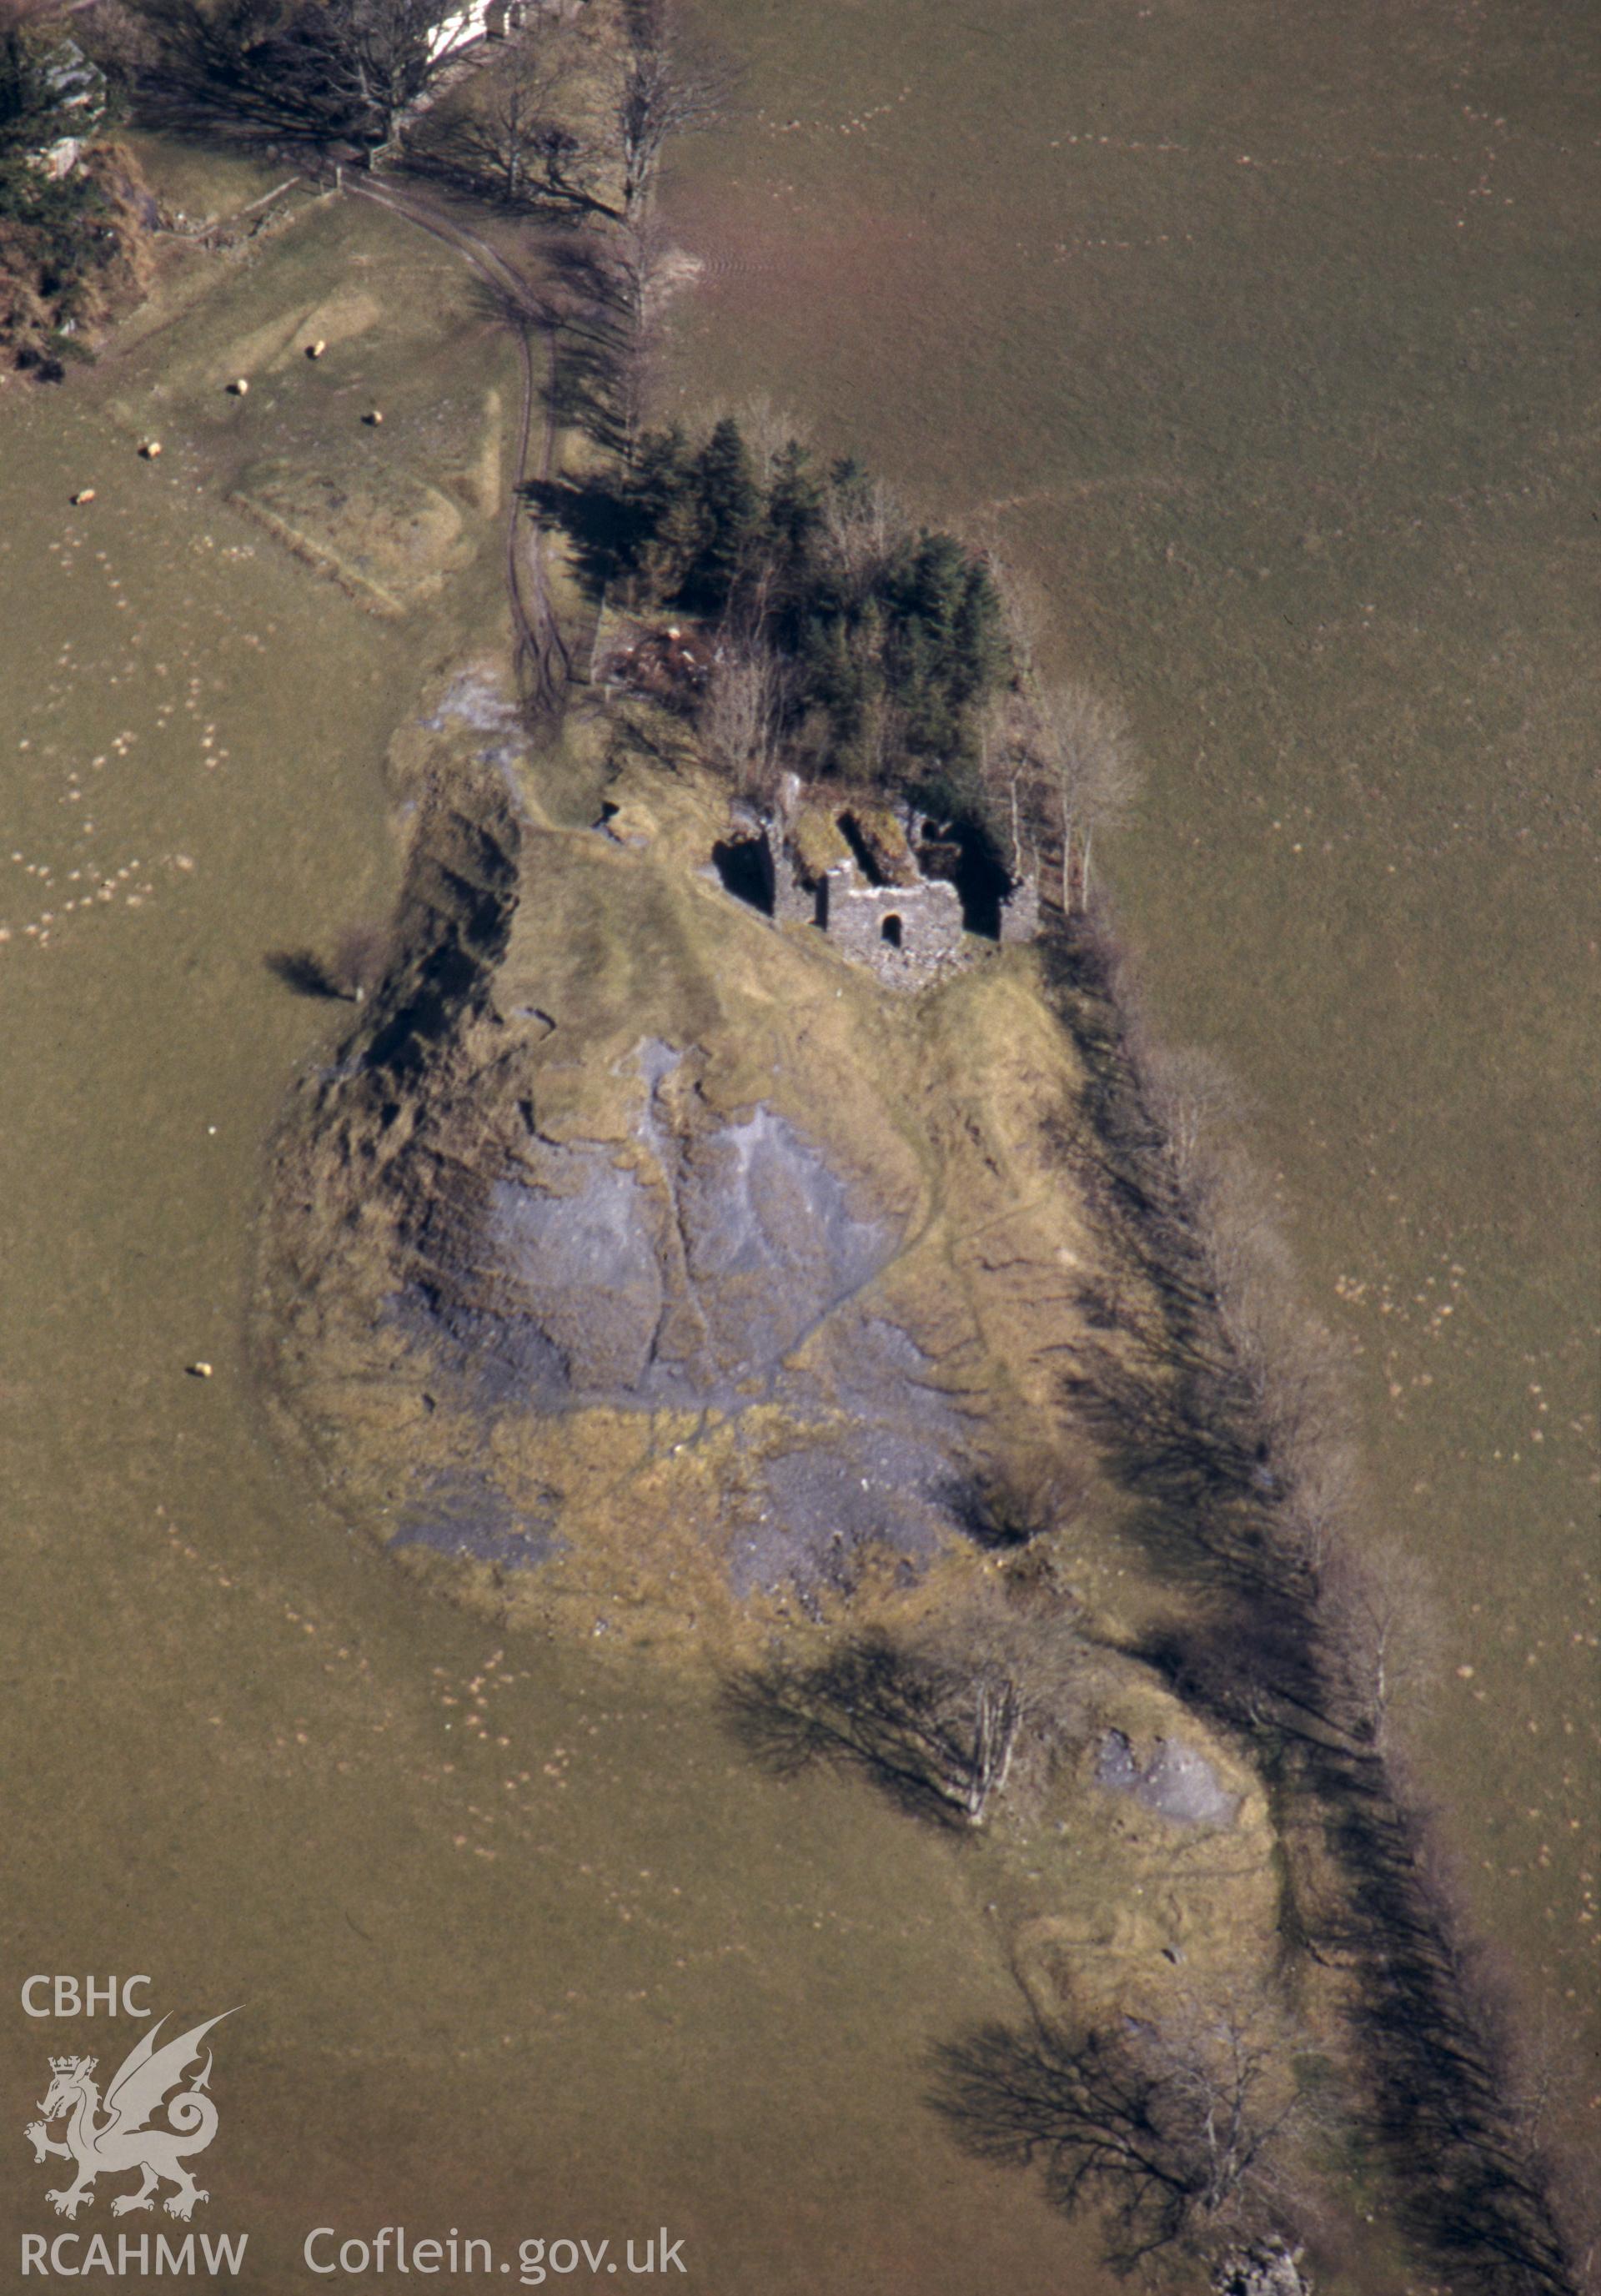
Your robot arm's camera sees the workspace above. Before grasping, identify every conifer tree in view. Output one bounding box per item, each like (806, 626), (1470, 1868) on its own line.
(951, 560), (1006, 702)
(802, 613), (866, 740)
(828, 454), (871, 510)
(639, 487), (703, 605)
(902, 532), (969, 651)
(765, 440), (823, 574)
(690, 415), (760, 607)
(604, 414), (1013, 816)
(616, 426), (695, 603)
(628, 425), (691, 532)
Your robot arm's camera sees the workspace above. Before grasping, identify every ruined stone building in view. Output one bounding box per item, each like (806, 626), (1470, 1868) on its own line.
(716, 779), (1040, 990)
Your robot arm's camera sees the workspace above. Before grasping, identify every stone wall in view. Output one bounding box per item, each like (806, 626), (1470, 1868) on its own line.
(729, 805), (1037, 989)
(997, 874), (1041, 944)
(772, 843), (819, 927)
(822, 865), (966, 987)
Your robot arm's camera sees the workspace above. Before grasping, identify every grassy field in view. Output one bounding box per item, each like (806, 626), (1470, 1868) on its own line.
(3, 3), (1593, 2273)
(660, 0), (1600, 2101)
(0, 149), (1121, 2294)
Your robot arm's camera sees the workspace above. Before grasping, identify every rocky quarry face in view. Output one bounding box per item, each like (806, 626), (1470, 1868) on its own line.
(393, 1049), (963, 1600)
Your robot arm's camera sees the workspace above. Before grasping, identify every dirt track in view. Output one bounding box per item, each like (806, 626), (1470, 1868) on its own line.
(343, 175), (573, 716)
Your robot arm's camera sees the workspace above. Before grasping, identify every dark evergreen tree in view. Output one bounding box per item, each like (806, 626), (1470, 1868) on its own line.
(899, 532), (969, 653)
(827, 454), (871, 511)
(898, 629), (957, 760)
(627, 425), (691, 536)
(765, 440), (823, 575)
(800, 612), (866, 743)
(615, 426), (696, 603)
(592, 413), (1012, 819)
(951, 560), (1006, 702)
(1, 29), (60, 158)
(636, 488), (703, 605)
(690, 415), (760, 607)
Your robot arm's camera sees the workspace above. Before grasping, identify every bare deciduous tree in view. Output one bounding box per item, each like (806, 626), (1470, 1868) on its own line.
(819, 473), (903, 599)
(1277, 1436), (1362, 1585)
(699, 637), (789, 798)
(1032, 680), (1140, 909)
(730, 391), (809, 486)
(438, 44), (600, 208)
(725, 1600), (1085, 1829)
(599, 211), (676, 335)
(329, 919), (394, 1002)
(1141, 1043), (1241, 1198)
(296, 0), (468, 148)
(932, 1992), (1315, 2275)
(615, 6), (735, 215)
(533, 215), (679, 455)
(265, 946), (340, 999)
(725, 1633), (1016, 1826)
(1318, 1537), (1441, 1746)
(976, 642), (1138, 911)
(70, 0), (160, 92)
(595, 214), (680, 452)
(945, 1460), (1090, 1552)
(134, 0), (465, 148)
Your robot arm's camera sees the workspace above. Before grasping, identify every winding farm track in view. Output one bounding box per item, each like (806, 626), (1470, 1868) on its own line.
(341, 174), (574, 720)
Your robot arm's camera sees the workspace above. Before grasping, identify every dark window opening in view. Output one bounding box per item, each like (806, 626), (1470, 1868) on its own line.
(916, 816), (1011, 937)
(837, 811), (887, 884)
(711, 835), (775, 915)
(881, 912), (903, 948)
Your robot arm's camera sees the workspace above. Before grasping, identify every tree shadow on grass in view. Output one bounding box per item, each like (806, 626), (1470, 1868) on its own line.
(521, 472), (640, 597)
(264, 948), (340, 999)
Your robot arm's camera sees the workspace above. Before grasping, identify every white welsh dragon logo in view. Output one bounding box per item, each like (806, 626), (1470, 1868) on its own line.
(24, 2011), (235, 2222)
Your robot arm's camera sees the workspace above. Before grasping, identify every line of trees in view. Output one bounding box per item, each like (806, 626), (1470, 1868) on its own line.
(1028, 907), (1588, 2293)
